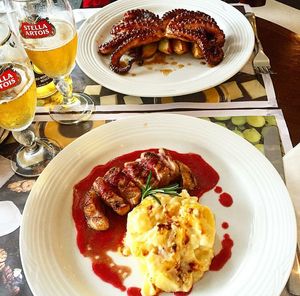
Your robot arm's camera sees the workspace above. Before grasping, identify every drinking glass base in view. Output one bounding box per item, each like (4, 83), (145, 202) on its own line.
(11, 138), (61, 177)
(49, 93), (94, 124)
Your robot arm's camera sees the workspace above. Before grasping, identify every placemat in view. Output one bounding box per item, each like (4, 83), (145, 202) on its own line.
(0, 108), (292, 296)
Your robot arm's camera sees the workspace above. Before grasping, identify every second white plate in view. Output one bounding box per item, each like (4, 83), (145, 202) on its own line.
(20, 114), (296, 296)
(77, 0), (254, 97)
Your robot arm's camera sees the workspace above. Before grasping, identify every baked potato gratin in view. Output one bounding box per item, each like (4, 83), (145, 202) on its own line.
(124, 190), (215, 296)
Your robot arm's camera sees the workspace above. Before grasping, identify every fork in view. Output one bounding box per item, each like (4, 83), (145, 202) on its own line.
(245, 12), (275, 75)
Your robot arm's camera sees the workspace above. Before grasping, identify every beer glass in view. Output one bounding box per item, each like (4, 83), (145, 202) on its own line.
(7, 0), (94, 124)
(0, 22), (60, 176)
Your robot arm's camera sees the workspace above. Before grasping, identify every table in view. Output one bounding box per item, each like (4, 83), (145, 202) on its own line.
(0, 6), (299, 296)
(257, 17), (300, 146)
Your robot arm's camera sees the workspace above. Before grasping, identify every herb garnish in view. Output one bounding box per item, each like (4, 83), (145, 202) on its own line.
(141, 171), (181, 205)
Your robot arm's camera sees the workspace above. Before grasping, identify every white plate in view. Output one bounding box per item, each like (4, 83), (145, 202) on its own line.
(20, 114), (296, 296)
(77, 0), (254, 97)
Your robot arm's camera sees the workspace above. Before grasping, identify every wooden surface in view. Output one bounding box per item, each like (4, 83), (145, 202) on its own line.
(257, 17), (300, 146)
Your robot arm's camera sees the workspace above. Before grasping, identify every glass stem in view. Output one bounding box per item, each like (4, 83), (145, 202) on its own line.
(10, 125), (60, 177)
(12, 128), (38, 154)
(53, 75), (74, 105)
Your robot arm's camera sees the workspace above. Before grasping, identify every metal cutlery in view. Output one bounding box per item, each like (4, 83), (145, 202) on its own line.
(264, 126), (300, 295)
(264, 126), (285, 181)
(246, 12), (275, 75)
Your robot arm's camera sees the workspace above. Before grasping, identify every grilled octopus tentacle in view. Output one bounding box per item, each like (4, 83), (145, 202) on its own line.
(166, 28), (224, 66)
(169, 18), (225, 47)
(98, 29), (152, 55)
(110, 9), (160, 36)
(98, 34), (129, 55)
(165, 10), (217, 25)
(110, 30), (164, 74)
(122, 9), (160, 22)
(162, 9), (216, 29)
(98, 8), (225, 73)
(111, 19), (163, 36)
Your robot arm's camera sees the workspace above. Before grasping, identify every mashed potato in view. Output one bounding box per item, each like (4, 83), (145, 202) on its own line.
(124, 190), (215, 296)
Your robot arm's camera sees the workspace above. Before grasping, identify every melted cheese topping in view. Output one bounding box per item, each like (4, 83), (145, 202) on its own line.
(125, 190), (215, 296)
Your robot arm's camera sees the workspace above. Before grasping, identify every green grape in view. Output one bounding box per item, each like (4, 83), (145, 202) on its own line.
(243, 128), (261, 144)
(213, 116), (231, 121)
(266, 116), (277, 126)
(200, 117), (211, 121)
(255, 144), (265, 154)
(232, 128), (244, 138)
(231, 116), (246, 126)
(246, 116), (266, 128)
(215, 122), (226, 127)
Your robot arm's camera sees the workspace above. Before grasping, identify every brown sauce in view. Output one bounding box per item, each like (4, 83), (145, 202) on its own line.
(160, 69), (173, 76)
(144, 52), (168, 65)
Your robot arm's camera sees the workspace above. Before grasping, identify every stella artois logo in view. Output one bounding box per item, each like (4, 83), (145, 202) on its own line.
(0, 65), (22, 92)
(20, 15), (56, 39)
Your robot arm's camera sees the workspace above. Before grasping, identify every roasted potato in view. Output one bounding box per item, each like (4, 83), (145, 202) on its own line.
(158, 38), (173, 54)
(191, 43), (204, 59)
(171, 39), (189, 55)
(142, 42), (158, 59)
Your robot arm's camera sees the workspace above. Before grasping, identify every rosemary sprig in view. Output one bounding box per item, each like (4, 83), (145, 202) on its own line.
(141, 171), (181, 205)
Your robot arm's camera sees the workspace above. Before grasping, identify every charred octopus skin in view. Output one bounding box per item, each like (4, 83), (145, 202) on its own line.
(83, 149), (197, 231)
(97, 8), (225, 74)
(98, 9), (163, 60)
(164, 9), (225, 66)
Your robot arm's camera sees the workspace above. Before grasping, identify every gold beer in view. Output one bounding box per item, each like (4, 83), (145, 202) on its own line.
(25, 20), (78, 78)
(0, 67), (36, 131)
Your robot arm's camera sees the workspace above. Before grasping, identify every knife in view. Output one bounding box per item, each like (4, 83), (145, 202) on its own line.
(264, 126), (300, 295)
(264, 126), (285, 181)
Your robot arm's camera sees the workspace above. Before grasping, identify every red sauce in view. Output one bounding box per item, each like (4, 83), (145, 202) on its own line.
(174, 288), (192, 296)
(218, 192), (233, 207)
(214, 186), (222, 194)
(222, 222), (229, 229)
(210, 234), (234, 271)
(174, 292), (190, 296)
(72, 149), (220, 290)
(170, 150), (219, 197)
(128, 286), (192, 296)
(127, 287), (142, 296)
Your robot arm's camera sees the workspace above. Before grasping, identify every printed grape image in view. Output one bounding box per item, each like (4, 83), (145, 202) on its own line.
(201, 116), (282, 156)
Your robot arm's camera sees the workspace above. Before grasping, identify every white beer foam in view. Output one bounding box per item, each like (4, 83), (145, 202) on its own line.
(24, 20), (75, 50)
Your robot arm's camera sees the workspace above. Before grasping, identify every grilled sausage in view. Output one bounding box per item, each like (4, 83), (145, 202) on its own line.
(83, 189), (109, 231)
(104, 167), (141, 207)
(93, 177), (130, 216)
